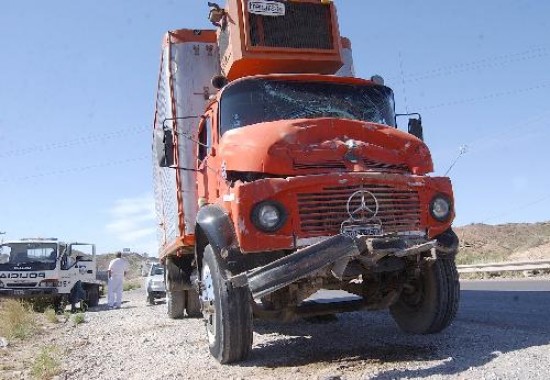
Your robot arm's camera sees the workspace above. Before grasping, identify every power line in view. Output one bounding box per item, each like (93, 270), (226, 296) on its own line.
(0, 126), (149, 159)
(388, 45), (549, 83)
(481, 194), (550, 224)
(418, 80), (550, 111)
(0, 156), (150, 184)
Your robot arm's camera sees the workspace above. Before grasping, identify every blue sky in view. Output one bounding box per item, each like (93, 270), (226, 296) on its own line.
(1, 1), (549, 255)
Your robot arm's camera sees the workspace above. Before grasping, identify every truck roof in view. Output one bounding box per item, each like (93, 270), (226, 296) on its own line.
(1, 239), (92, 246)
(227, 73), (380, 87)
(3, 238), (60, 244)
(217, 73), (386, 101)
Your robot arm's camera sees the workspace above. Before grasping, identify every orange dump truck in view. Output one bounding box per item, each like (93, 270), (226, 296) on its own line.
(153, 0), (459, 363)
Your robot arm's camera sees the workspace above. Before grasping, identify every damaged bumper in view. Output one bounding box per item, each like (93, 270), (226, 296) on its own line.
(230, 230), (458, 299)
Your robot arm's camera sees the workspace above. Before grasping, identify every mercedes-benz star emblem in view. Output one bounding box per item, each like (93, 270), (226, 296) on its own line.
(346, 190), (379, 221)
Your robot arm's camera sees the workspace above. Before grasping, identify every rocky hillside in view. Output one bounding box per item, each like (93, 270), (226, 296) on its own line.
(455, 221), (550, 264)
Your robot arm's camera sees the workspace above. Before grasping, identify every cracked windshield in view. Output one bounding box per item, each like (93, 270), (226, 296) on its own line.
(220, 79), (396, 134)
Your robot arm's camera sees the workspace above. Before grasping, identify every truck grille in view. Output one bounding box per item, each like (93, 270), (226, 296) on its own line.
(293, 160), (409, 173)
(297, 184), (421, 235)
(293, 161), (346, 170)
(248, 2), (334, 50)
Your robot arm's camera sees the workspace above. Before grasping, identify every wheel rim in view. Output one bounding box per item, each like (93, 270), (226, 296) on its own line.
(401, 277), (426, 309)
(201, 262), (216, 345)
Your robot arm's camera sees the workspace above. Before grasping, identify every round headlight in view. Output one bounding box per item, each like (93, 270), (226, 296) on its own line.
(251, 201), (287, 232)
(430, 195), (452, 222)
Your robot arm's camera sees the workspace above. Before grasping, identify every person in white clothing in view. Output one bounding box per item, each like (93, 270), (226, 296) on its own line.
(107, 252), (128, 309)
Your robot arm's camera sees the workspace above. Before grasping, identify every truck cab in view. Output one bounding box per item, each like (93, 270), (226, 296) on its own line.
(152, 0), (460, 364)
(0, 238), (101, 309)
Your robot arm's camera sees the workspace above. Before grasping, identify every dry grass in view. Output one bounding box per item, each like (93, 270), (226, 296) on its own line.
(0, 299), (37, 340)
(43, 308), (59, 324)
(72, 313), (85, 325)
(123, 278), (142, 291)
(31, 346), (61, 380)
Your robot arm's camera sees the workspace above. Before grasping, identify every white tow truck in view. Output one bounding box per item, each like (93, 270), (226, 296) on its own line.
(0, 238), (102, 310)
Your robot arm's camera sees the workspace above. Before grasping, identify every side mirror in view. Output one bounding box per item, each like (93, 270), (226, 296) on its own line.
(155, 128), (175, 167)
(408, 118), (424, 141)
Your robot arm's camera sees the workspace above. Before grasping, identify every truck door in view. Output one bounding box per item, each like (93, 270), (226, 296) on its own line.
(60, 243), (96, 291)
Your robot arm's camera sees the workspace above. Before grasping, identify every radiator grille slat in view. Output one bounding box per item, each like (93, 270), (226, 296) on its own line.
(293, 160), (409, 172)
(297, 184), (421, 235)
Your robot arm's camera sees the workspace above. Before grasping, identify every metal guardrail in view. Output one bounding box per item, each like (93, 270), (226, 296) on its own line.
(457, 260), (550, 274)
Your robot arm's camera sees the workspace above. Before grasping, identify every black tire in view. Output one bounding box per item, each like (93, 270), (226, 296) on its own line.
(147, 292), (156, 305)
(390, 257), (460, 334)
(86, 285), (100, 307)
(165, 257), (186, 319)
(201, 245), (253, 364)
(166, 290), (185, 319)
(185, 289), (202, 318)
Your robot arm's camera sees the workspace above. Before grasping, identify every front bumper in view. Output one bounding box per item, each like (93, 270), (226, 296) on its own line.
(231, 230), (458, 299)
(0, 288), (58, 299)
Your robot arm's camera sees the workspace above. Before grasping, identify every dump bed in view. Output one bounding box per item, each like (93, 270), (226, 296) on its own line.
(153, 29), (220, 256)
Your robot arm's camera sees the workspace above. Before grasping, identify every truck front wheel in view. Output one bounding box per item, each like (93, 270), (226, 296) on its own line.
(390, 256), (460, 334)
(201, 245), (253, 364)
(86, 285), (100, 307)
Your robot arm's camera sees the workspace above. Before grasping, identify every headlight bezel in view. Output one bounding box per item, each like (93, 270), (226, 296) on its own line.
(251, 200), (287, 233)
(430, 194), (453, 222)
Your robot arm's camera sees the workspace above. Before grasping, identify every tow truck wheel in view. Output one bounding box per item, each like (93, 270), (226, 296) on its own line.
(185, 289), (202, 318)
(201, 245), (253, 364)
(86, 285), (100, 307)
(390, 256), (460, 334)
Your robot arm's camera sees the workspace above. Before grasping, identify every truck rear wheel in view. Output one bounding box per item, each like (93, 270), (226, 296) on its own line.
(185, 289), (202, 318)
(390, 257), (460, 334)
(201, 245), (253, 364)
(165, 256), (187, 319)
(166, 291), (185, 319)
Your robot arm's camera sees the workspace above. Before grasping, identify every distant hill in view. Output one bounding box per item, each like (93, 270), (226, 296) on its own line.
(455, 222), (550, 264)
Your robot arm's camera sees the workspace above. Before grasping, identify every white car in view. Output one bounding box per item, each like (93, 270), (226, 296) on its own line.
(145, 264), (166, 305)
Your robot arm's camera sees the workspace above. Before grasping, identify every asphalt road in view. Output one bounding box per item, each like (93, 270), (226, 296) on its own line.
(459, 279), (550, 333)
(461, 278), (550, 291)
(313, 279), (550, 333)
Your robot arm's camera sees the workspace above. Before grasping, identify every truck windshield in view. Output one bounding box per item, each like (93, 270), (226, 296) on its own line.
(220, 78), (396, 135)
(0, 243), (57, 271)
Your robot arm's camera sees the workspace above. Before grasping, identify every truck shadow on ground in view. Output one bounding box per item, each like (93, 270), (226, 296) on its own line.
(243, 290), (550, 378)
